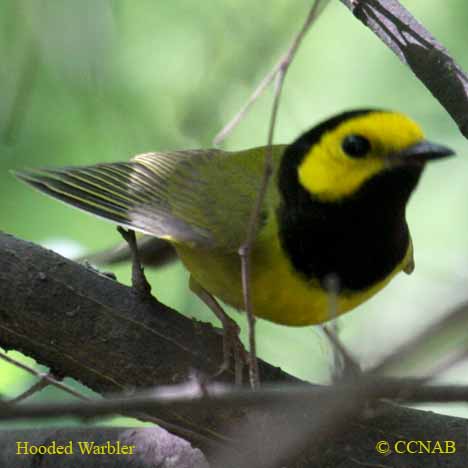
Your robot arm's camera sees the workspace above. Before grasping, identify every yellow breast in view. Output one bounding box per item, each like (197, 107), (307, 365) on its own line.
(175, 233), (412, 327)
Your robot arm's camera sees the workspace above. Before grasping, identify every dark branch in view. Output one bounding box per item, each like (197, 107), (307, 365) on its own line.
(3, 231), (468, 467)
(340, 0), (468, 138)
(0, 232), (293, 440)
(3, 379), (468, 422)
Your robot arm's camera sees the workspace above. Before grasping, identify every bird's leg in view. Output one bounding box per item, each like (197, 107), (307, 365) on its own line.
(190, 277), (246, 384)
(322, 326), (361, 382)
(323, 274), (361, 381)
(117, 227), (152, 298)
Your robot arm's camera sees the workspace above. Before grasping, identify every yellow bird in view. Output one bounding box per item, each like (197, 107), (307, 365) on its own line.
(15, 110), (454, 331)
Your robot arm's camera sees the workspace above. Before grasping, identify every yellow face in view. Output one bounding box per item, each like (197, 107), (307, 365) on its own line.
(297, 112), (425, 201)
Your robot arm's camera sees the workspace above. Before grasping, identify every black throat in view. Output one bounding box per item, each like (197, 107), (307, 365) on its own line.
(277, 111), (423, 292)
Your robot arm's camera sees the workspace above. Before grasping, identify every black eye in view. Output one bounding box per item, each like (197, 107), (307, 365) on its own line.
(341, 134), (371, 158)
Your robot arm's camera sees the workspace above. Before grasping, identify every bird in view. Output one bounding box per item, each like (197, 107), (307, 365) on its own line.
(14, 109), (454, 371)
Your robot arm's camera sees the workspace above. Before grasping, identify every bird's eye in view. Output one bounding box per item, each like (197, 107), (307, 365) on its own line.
(341, 134), (371, 158)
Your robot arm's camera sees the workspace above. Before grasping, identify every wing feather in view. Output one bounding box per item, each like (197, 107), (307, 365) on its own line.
(15, 146), (286, 249)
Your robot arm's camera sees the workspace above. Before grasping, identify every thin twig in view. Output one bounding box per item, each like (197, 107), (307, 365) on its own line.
(0, 351), (222, 445)
(428, 346), (468, 379)
(369, 301), (468, 376)
(0, 351), (220, 445)
(323, 274), (361, 381)
(213, 65), (284, 146)
(0, 351), (90, 401)
(213, 0), (330, 145)
(2, 378), (468, 422)
(238, 0), (330, 389)
(8, 373), (52, 404)
(323, 274), (344, 380)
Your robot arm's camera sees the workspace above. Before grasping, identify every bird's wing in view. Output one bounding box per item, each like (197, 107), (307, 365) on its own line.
(15, 146), (285, 250)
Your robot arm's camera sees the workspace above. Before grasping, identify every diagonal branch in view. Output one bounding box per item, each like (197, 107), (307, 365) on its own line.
(0, 351), (90, 401)
(3, 232), (468, 467)
(340, 0), (468, 137)
(0, 231), (296, 443)
(213, 0), (330, 145)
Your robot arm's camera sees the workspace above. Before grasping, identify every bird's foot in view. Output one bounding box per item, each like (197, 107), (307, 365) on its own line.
(212, 315), (248, 385)
(117, 227), (152, 298)
(190, 277), (248, 384)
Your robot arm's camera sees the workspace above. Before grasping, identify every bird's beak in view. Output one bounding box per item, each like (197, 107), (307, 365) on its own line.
(388, 140), (455, 167)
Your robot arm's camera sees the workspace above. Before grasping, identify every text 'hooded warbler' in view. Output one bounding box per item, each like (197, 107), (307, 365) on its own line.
(15, 109), (455, 326)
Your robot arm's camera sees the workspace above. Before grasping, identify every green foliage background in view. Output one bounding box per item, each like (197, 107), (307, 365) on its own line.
(1, 0), (468, 424)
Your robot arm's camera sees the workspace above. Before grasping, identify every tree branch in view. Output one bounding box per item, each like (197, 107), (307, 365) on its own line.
(340, 0), (468, 137)
(4, 2), (468, 467)
(3, 231), (468, 467)
(0, 232), (293, 439)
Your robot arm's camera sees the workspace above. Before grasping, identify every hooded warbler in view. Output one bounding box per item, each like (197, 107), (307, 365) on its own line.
(15, 109), (454, 326)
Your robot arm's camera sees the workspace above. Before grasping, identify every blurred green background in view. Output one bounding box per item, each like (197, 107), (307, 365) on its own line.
(1, 0), (468, 425)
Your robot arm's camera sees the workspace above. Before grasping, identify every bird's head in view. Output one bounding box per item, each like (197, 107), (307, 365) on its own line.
(280, 110), (454, 204)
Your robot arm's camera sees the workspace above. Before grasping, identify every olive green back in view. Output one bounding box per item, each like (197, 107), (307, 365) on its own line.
(15, 145), (286, 251)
